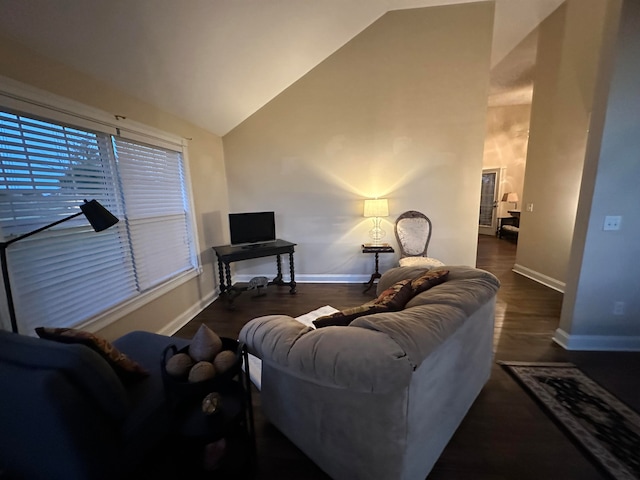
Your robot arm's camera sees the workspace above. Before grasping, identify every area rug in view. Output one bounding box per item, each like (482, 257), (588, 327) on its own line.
(245, 305), (338, 390)
(499, 361), (640, 480)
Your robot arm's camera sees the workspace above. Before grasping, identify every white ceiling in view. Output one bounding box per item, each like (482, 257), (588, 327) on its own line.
(0, 0), (563, 136)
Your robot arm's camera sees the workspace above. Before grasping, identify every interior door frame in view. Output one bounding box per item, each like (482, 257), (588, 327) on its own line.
(479, 167), (502, 236)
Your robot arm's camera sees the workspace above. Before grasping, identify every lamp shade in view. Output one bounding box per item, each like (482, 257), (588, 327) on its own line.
(501, 192), (519, 203)
(80, 199), (120, 232)
(363, 198), (389, 218)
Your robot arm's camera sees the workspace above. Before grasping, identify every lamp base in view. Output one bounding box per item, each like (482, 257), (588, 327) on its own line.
(368, 217), (386, 246)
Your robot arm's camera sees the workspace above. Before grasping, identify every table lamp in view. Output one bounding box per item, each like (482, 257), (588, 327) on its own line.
(502, 192), (519, 210)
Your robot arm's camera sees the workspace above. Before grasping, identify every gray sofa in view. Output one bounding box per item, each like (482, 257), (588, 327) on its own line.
(240, 265), (500, 480)
(0, 329), (189, 480)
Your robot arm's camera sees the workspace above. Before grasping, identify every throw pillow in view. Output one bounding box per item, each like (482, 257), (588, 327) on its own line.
(313, 302), (387, 328)
(35, 327), (149, 382)
(410, 268), (450, 295)
(313, 279), (413, 328)
(372, 278), (414, 310)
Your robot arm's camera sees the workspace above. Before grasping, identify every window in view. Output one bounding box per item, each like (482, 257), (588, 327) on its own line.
(0, 106), (197, 334)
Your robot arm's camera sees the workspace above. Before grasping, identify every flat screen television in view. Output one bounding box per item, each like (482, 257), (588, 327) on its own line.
(229, 211), (276, 246)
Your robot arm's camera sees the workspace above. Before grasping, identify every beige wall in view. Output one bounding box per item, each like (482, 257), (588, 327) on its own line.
(483, 103), (530, 217)
(0, 34), (228, 339)
(557, 0), (639, 349)
(514, 0), (615, 290)
(223, 4), (495, 279)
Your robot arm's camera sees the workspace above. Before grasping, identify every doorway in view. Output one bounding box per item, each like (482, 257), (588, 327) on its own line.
(479, 168), (500, 236)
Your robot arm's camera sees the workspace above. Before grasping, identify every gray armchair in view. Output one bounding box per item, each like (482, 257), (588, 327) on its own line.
(0, 329), (188, 480)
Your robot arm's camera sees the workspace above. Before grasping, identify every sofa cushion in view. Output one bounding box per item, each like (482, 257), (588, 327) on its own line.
(398, 256), (445, 268)
(36, 327), (149, 382)
(355, 266), (501, 368)
(405, 269), (500, 315)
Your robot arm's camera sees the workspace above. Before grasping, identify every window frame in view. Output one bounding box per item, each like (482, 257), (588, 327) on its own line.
(0, 75), (202, 333)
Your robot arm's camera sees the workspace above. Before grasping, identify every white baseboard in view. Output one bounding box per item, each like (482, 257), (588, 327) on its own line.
(156, 289), (218, 337)
(234, 274), (369, 283)
(157, 275), (369, 336)
(553, 328), (640, 351)
(512, 264), (565, 293)
(161, 273), (367, 332)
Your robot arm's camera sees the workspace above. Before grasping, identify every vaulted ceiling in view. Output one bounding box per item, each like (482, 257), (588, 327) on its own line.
(0, 0), (563, 136)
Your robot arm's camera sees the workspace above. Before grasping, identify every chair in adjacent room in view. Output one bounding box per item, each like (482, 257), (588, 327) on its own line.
(394, 210), (445, 268)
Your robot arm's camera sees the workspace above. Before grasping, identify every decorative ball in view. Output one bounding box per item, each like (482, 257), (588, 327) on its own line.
(165, 352), (194, 378)
(213, 350), (237, 374)
(189, 324), (223, 362)
(188, 361), (216, 383)
(202, 392), (222, 415)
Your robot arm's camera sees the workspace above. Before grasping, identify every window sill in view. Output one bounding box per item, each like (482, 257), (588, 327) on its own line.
(77, 267), (202, 333)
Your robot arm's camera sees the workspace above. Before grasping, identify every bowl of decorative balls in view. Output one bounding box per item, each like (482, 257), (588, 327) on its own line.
(161, 324), (242, 401)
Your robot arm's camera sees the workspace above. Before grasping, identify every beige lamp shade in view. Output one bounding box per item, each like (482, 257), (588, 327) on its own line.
(501, 192), (519, 211)
(501, 192), (519, 203)
(363, 198), (389, 218)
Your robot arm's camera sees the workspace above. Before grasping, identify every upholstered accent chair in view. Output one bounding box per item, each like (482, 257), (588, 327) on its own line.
(394, 210), (445, 268)
(0, 329), (189, 480)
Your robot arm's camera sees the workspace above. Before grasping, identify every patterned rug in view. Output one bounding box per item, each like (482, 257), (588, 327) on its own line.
(499, 361), (640, 480)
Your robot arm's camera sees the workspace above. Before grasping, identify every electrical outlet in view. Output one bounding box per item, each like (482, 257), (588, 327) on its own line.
(526, 203), (534, 212)
(604, 215), (622, 231)
(613, 301), (625, 315)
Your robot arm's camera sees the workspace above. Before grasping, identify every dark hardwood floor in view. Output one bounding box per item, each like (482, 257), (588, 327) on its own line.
(171, 235), (639, 479)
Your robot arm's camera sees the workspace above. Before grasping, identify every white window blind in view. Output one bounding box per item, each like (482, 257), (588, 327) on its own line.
(0, 109), (196, 334)
(113, 138), (194, 291)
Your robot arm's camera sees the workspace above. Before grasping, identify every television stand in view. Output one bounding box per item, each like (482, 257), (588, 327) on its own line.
(212, 239), (297, 307)
(241, 243), (266, 250)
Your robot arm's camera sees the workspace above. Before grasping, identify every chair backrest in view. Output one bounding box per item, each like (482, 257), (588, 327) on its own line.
(394, 210), (432, 258)
(0, 330), (129, 479)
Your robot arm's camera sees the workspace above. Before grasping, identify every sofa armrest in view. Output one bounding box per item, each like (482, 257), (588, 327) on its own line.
(239, 315), (313, 364)
(240, 315), (413, 393)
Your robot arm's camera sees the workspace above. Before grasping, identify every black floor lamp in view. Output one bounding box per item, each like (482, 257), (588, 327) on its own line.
(1, 199), (119, 334)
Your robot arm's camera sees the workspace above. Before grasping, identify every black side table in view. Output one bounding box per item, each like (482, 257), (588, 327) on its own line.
(497, 216), (520, 238)
(165, 344), (256, 477)
(362, 244), (395, 293)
